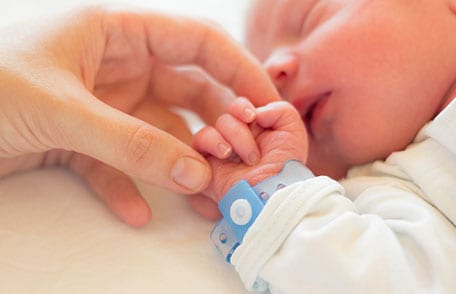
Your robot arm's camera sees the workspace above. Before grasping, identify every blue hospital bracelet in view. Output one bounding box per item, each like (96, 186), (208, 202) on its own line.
(210, 160), (314, 263)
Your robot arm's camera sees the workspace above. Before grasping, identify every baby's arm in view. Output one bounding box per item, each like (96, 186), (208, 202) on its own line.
(193, 99), (456, 294)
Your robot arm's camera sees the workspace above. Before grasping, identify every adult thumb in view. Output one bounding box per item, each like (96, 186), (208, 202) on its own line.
(56, 97), (211, 194)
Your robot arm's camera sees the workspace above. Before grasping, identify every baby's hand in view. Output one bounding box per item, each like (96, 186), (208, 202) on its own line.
(192, 97), (309, 210)
(192, 97), (260, 166)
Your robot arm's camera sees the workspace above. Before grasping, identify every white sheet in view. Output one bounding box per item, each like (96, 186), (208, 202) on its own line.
(0, 0), (251, 292)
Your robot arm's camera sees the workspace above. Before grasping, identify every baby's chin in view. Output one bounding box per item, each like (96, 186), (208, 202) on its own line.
(316, 167), (348, 180)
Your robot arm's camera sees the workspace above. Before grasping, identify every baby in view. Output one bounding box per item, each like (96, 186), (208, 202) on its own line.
(191, 0), (456, 293)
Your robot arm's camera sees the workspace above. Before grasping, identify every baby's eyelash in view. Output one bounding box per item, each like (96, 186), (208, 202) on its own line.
(300, 0), (321, 35)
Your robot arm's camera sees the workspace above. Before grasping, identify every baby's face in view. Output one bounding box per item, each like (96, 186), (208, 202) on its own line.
(246, 0), (454, 178)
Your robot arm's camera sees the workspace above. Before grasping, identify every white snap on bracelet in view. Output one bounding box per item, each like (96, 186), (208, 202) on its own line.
(210, 160), (314, 263)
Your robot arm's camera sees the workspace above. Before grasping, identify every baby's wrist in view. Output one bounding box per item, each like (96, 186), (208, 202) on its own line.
(210, 160), (314, 263)
(244, 166), (284, 191)
(215, 164), (284, 203)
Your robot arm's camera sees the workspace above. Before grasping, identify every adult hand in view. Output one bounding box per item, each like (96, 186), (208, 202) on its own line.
(0, 6), (279, 226)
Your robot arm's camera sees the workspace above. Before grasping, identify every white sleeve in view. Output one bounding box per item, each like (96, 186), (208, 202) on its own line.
(230, 176), (456, 293)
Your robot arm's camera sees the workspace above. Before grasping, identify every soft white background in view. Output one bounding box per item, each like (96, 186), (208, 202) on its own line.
(0, 0), (252, 293)
(0, 0), (251, 40)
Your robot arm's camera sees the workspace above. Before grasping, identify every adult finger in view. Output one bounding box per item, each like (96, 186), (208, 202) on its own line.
(104, 9), (280, 105)
(69, 154), (152, 227)
(147, 63), (235, 124)
(54, 89), (211, 195)
(188, 194), (221, 220)
(132, 98), (193, 145)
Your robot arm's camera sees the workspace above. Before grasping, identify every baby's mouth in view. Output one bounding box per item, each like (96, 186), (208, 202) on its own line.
(304, 100), (318, 126)
(292, 92), (331, 135)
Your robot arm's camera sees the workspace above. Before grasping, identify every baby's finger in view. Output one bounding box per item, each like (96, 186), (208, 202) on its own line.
(256, 101), (304, 132)
(216, 114), (260, 165)
(228, 97), (257, 123)
(193, 126), (232, 159)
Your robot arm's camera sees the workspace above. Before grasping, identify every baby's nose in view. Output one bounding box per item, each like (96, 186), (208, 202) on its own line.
(263, 51), (298, 94)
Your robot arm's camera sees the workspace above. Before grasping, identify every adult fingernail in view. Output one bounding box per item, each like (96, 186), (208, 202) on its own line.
(171, 156), (209, 191)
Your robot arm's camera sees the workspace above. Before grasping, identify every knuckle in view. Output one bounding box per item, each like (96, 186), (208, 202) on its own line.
(124, 125), (156, 169)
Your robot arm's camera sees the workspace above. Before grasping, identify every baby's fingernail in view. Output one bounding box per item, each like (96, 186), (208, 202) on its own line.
(217, 142), (232, 158)
(171, 156), (209, 191)
(244, 107), (256, 122)
(248, 151), (260, 165)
